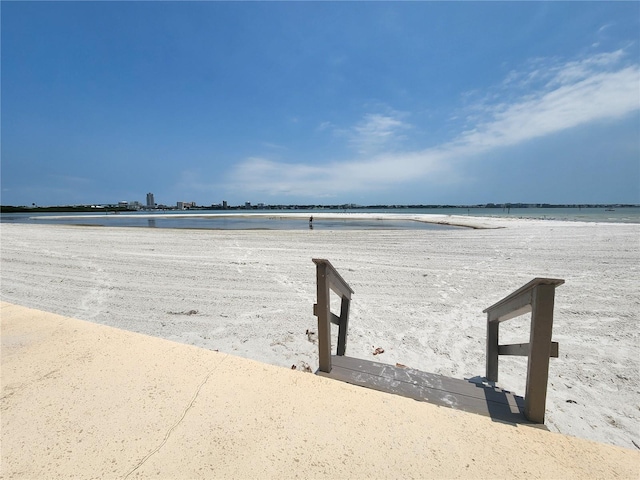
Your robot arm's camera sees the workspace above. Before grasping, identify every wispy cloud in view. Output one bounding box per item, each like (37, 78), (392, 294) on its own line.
(349, 113), (411, 154)
(223, 151), (449, 198)
(261, 142), (288, 151)
(48, 174), (92, 185)
(456, 50), (637, 150)
(316, 121), (333, 132)
(598, 23), (614, 34)
(225, 49), (639, 199)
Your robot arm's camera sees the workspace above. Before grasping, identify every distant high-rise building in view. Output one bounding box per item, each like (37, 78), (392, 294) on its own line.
(146, 193), (155, 208)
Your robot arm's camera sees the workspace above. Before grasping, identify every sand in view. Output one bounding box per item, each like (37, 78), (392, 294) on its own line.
(1, 215), (638, 450)
(2, 302), (639, 479)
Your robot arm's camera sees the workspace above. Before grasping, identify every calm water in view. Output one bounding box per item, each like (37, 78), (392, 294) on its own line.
(0, 211), (453, 230)
(1, 207), (639, 230)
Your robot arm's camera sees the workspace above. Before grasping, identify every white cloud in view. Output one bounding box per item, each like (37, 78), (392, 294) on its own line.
(226, 157), (337, 197)
(545, 50), (625, 87)
(349, 112), (411, 155)
(500, 50), (625, 91)
(456, 51), (638, 151)
(224, 149), (453, 199)
(225, 50), (639, 199)
(598, 23), (614, 34)
(457, 66), (639, 150)
(316, 121), (333, 132)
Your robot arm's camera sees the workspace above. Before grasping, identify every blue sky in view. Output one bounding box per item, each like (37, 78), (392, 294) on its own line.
(2, 1), (639, 207)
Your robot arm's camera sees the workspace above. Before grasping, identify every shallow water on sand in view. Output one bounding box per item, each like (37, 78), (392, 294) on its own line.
(2, 206), (639, 229)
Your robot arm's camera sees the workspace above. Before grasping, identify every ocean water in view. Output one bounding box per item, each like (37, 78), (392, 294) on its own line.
(1, 206), (639, 230)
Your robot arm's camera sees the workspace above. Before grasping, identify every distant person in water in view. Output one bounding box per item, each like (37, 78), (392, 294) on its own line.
(309, 216), (313, 229)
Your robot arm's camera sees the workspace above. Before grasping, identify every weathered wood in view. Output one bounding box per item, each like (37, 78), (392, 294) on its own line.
(312, 259), (355, 373)
(312, 259), (562, 425)
(320, 356), (544, 427)
(486, 318), (499, 382)
(525, 284), (556, 423)
(336, 296), (350, 356)
(327, 270), (352, 299)
(331, 356), (513, 404)
(483, 278), (564, 423)
(484, 278), (564, 322)
(315, 262), (332, 373)
(313, 259), (354, 296)
(486, 293), (533, 324)
(313, 304), (341, 326)
(499, 342), (559, 358)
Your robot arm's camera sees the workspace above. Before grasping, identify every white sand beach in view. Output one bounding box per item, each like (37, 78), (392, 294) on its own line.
(1, 214), (638, 450)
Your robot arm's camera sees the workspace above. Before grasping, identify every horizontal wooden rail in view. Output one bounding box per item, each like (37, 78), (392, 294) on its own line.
(312, 259), (354, 373)
(483, 278), (564, 423)
(498, 342), (559, 358)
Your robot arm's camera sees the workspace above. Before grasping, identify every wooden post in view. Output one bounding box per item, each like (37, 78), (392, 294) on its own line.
(316, 262), (332, 373)
(524, 284), (556, 423)
(337, 296), (350, 356)
(313, 259), (355, 371)
(483, 277), (564, 424)
(486, 318), (499, 382)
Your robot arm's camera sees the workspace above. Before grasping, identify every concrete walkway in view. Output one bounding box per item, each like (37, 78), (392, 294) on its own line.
(2, 302), (638, 479)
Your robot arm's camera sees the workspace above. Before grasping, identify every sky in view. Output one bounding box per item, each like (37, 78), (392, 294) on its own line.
(1, 1), (639, 207)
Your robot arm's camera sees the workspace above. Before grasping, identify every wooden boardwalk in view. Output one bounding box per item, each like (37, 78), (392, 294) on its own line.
(318, 355), (545, 427)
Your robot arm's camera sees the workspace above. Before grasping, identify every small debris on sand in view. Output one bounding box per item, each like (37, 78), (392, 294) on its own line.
(373, 347), (385, 355)
(305, 329), (317, 344)
(292, 362), (313, 373)
(168, 310), (199, 316)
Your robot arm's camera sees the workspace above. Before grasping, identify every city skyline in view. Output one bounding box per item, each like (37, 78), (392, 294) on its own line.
(7, 189), (637, 212)
(2, 2), (639, 206)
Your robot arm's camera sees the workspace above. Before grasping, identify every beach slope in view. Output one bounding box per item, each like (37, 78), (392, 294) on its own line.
(2, 302), (638, 479)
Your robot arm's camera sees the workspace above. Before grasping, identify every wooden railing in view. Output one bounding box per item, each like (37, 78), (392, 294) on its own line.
(311, 259), (564, 423)
(483, 278), (564, 423)
(312, 259), (354, 373)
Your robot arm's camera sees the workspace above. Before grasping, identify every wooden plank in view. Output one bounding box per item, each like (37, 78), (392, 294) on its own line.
(315, 262), (332, 373)
(313, 304), (342, 326)
(486, 292), (532, 323)
(499, 342), (559, 358)
(327, 270), (352, 299)
(321, 367), (499, 417)
(484, 277), (564, 320)
(524, 284), (556, 423)
(331, 356), (525, 409)
(312, 258), (354, 295)
(336, 296), (350, 356)
(320, 356), (540, 425)
(333, 356), (488, 402)
(486, 318), (499, 382)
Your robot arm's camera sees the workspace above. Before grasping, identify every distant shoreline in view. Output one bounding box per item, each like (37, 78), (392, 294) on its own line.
(1, 203), (639, 214)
